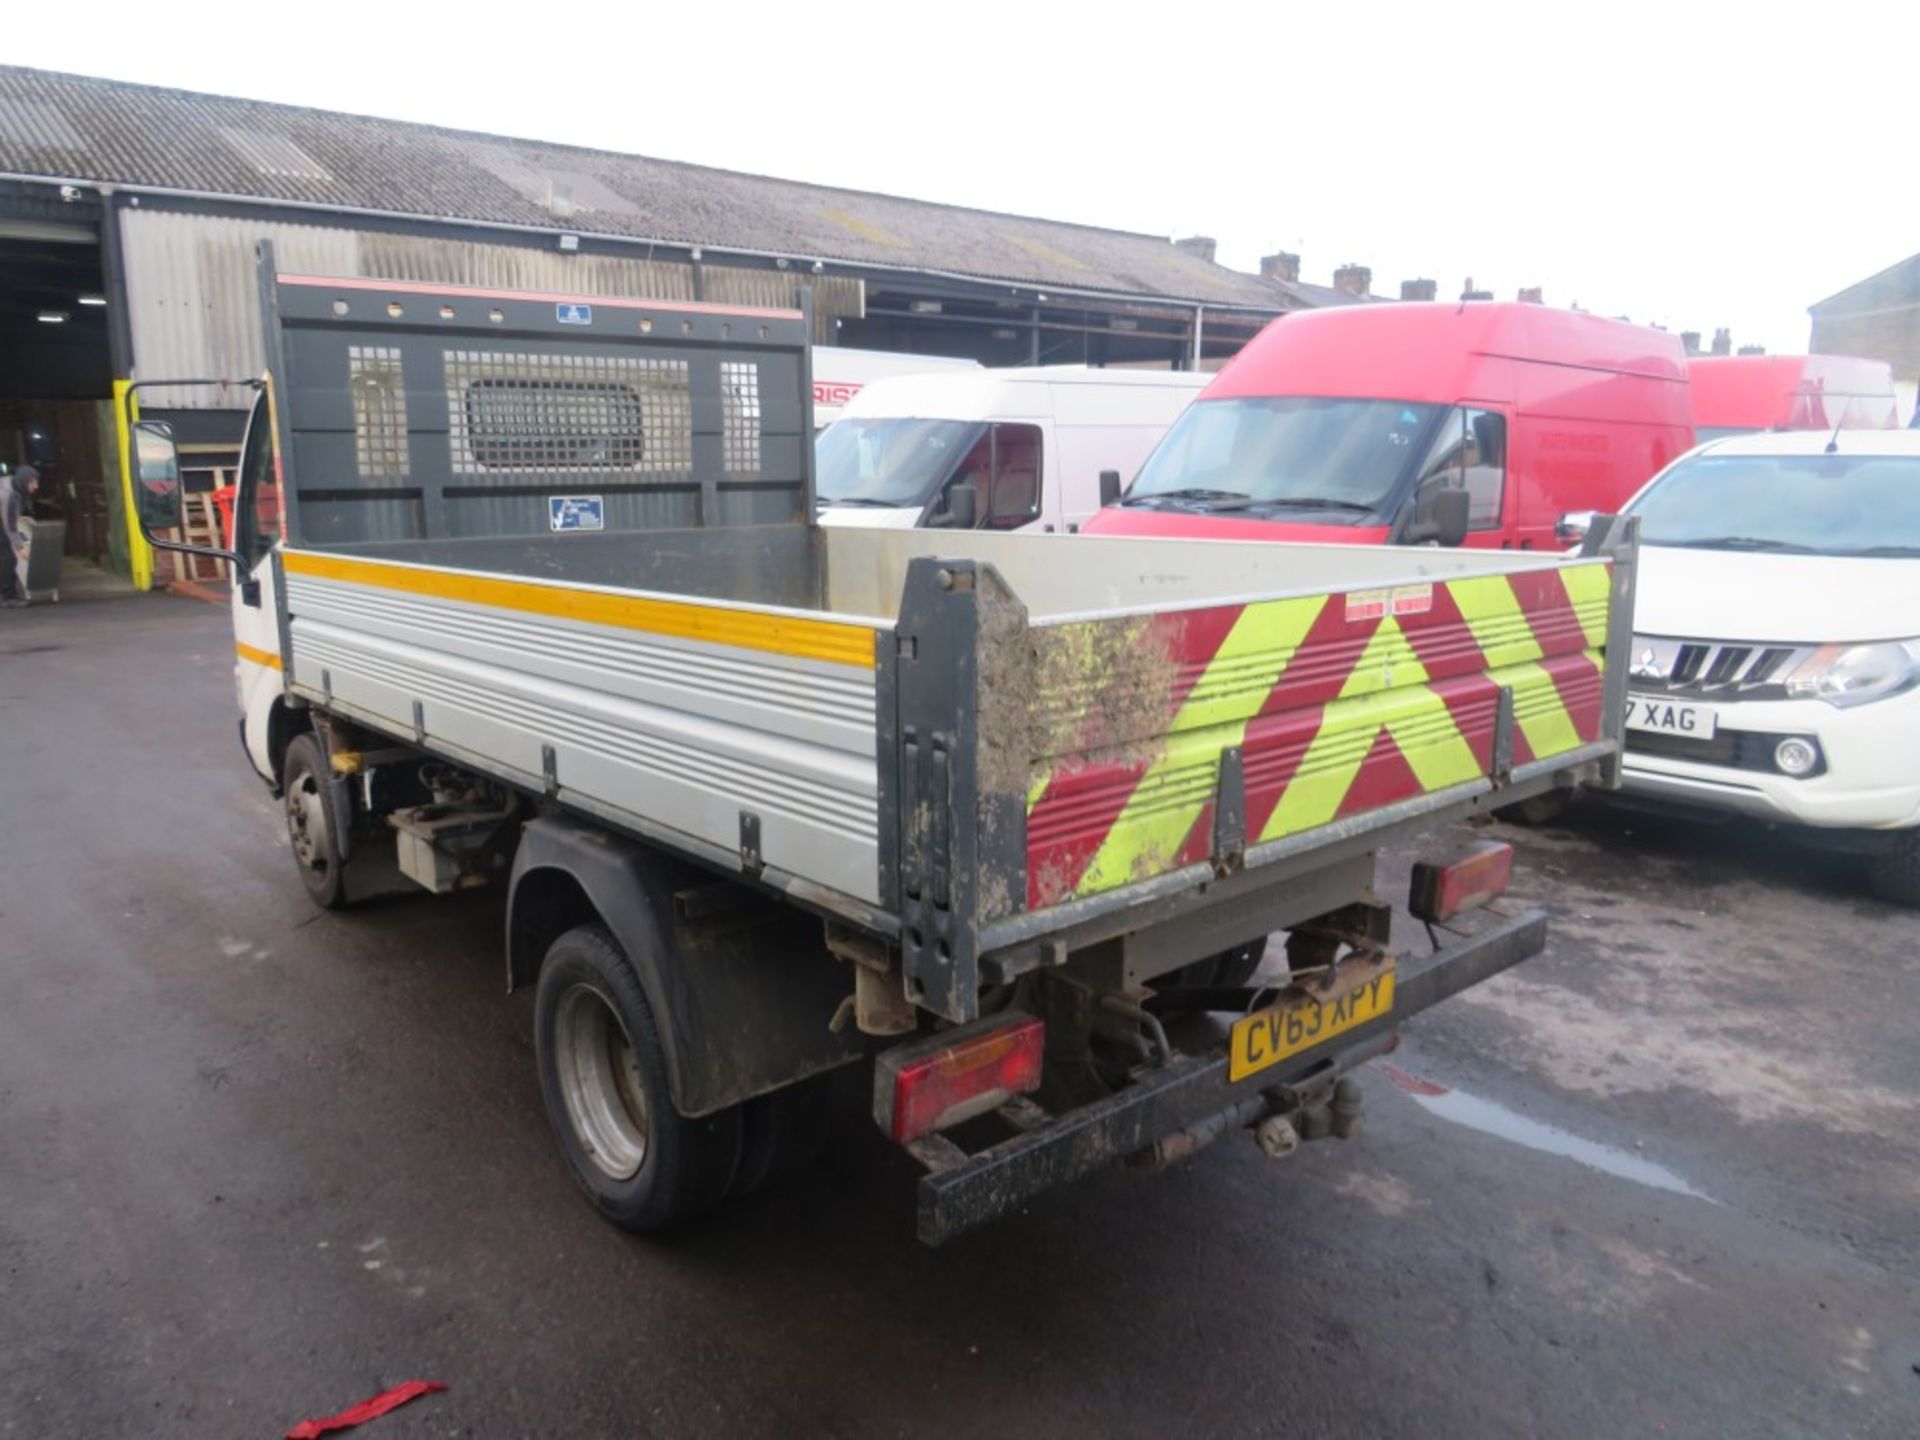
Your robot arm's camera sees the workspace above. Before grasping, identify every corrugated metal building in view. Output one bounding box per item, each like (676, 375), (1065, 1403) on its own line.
(0, 64), (1359, 583)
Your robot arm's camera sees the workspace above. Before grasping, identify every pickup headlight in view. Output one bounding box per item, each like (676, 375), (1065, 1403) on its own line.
(1784, 640), (1920, 708)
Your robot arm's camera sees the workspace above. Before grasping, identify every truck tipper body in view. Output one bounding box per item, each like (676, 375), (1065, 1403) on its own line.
(129, 250), (1639, 1244)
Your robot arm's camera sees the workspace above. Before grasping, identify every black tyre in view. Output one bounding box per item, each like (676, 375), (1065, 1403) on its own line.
(1166, 935), (1270, 991)
(1495, 789), (1572, 827)
(731, 1072), (835, 1199)
(534, 925), (742, 1233)
(1867, 831), (1920, 908)
(282, 733), (347, 909)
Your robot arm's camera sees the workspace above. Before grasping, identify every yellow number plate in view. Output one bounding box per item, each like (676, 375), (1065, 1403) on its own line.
(1228, 969), (1396, 1082)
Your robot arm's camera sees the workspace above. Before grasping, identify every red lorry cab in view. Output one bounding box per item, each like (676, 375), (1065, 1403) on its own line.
(1688, 354), (1899, 441)
(1085, 302), (1693, 551)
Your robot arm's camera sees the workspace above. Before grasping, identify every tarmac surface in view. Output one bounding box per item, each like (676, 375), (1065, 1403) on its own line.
(3, 592), (1918, 1438)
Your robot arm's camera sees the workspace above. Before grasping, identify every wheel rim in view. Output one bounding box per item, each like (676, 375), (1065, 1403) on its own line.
(554, 983), (650, 1180)
(285, 769), (332, 882)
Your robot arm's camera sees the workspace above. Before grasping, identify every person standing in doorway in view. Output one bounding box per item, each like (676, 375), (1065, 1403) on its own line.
(2, 465), (40, 608)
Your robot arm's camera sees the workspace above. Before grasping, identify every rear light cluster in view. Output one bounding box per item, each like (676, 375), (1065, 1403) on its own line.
(1409, 840), (1513, 924)
(875, 1015), (1045, 1144)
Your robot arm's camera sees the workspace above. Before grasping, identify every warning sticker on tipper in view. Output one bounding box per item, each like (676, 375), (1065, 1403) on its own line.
(1345, 583), (1434, 623)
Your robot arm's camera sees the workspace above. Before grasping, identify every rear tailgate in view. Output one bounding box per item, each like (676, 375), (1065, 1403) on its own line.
(887, 525), (1633, 1022)
(1022, 558), (1615, 909)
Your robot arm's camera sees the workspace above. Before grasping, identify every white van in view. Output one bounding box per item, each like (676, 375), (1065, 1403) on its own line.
(810, 347), (980, 429)
(815, 367), (1210, 533)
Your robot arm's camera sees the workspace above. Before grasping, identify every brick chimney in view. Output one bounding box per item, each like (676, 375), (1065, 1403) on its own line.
(1260, 251), (1301, 284)
(1517, 286), (1544, 305)
(1711, 327), (1732, 356)
(1400, 278), (1438, 302)
(1680, 331), (1701, 356)
(1333, 264), (1372, 298)
(1460, 278), (1493, 301)
(1174, 235), (1217, 264)
(1736, 344), (1766, 356)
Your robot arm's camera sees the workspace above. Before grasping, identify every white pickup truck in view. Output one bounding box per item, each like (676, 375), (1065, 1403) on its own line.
(127, 247), (1639, 1244)
(1605, 429), (1920, 903)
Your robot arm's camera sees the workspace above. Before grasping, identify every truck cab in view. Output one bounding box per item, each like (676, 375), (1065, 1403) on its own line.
(815, 366), (1208, 534)
(1086, 302), (1692, 551)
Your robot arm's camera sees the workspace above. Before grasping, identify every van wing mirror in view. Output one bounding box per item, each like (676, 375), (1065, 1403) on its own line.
(1555, 510), (1596, 546)
(940, 480), (979, 530)
(1098, 469), (1123, 506)
(131, 421), (185, 537)
(1406, 485), (1470, 547)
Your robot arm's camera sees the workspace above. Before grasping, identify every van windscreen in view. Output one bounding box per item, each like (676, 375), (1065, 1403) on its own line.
(816, 418), (985, 507)
(1629, 452), (1920, 556)
(1125, 397), (1439, 515)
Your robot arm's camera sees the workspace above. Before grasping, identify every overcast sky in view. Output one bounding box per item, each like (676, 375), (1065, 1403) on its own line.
(13, 1), (1915, 352)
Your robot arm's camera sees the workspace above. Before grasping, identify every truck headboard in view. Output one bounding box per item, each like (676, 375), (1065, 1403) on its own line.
(261, 245), (817, 554)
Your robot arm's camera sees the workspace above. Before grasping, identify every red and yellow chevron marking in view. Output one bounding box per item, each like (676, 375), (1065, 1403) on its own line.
(1023, 560), (1613, 910)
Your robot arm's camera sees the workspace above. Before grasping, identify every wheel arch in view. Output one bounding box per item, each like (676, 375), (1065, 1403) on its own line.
(507, 817), (864, 1118)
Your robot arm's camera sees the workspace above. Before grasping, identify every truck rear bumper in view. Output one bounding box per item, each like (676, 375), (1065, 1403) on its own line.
(913, 907), (1548, 1246)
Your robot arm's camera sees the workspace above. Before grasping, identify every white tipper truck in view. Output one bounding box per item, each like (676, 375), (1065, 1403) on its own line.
(126, 246), (1639, 1244)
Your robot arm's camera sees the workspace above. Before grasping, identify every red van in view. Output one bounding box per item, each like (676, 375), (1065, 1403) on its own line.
(1688, 354), (1899, 441)
(1085, 302), (1693, 551)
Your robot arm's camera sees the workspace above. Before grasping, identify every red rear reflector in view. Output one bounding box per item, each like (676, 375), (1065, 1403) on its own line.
(1409, 841), (1513, 924)
(877, 1015), (1045, 1144)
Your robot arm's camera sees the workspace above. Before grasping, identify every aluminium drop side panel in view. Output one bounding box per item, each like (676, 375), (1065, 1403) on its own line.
(283, 551), (888, 903)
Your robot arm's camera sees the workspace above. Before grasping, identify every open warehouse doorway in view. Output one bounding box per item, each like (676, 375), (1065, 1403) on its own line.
(0, 182), (117, 577)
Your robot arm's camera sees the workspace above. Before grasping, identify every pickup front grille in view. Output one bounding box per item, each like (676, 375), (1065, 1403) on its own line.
(1630, 636), (1811, 700)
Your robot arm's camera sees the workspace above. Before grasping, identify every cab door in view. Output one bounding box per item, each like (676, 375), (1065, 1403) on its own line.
(229, 386), (287, 786)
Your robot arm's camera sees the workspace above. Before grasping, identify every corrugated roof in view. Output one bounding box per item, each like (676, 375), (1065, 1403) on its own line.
(0, 65), (1322, 313)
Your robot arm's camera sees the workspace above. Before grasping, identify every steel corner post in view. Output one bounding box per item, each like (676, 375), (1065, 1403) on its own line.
(111, 377), (155, 591)
(1585, 513), (1641, 787)
(892, 557), (1031, 1024)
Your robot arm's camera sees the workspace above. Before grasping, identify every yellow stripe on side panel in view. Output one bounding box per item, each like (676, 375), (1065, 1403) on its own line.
(1070, 594), (1327, 896)
(1445, 574), (1544, 670)
(282, 550), (878, 670)
(1558, 561), (1613, 651)
(235, 642), (281, 669)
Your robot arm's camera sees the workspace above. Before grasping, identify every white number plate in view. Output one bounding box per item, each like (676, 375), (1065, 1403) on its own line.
(1626, 696), (1717, 738)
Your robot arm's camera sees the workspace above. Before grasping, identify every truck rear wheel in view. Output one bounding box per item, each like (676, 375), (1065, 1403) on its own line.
(1164, 936), (1269, 992)
(1495, 789), (1572, 826)
(282, 733), (347, 909)
(534, 924), (743, 1232)
(731, 1073), (834, 1198)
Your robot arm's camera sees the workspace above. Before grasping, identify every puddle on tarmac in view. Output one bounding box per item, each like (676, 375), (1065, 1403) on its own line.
(1378, 1063), (1714, 1201)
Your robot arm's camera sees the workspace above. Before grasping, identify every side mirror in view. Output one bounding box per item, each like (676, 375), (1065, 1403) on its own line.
(1405, 485), (1470, 546)
(131, 420), (184, 536)
(1555, 510), (1596, 546)
(1098, 469), (1123, 507)
(939, 480), (978, 530)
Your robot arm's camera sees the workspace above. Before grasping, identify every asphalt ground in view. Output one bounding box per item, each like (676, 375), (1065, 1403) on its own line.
(3, 592), (1916, 1438)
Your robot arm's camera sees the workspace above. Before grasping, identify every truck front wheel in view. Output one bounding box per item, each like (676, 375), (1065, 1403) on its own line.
(282, 733), (347, 909)
(534, 925), (743, 1232)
